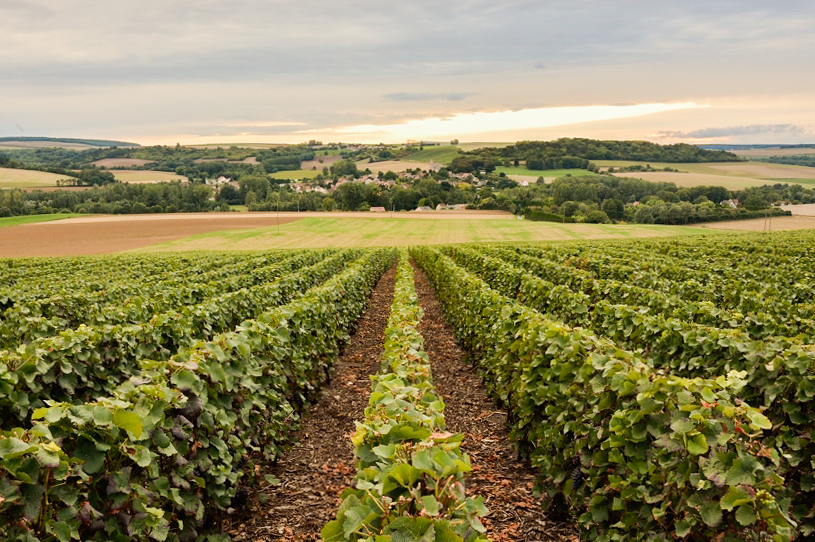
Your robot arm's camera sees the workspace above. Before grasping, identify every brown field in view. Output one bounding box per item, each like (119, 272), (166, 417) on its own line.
(781, 203), (815, 216)
(92, 158), (153, 168)
(21, 186), (93, 193)
(694, 215), (815, 232)
(356, 160), (434, 173)
(736, 148), (815, 158)
(111, 170), (189, 183)
(301, 155), (343, 169)
(706, 163), (815, 179)
(0, 141), (99, 150)
(0, 214), (304, 257)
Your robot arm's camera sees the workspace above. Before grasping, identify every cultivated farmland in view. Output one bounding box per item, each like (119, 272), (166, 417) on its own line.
(4, 230), (815, 541)
(110, 169), (189, 183)
(0, 167), (74, 189)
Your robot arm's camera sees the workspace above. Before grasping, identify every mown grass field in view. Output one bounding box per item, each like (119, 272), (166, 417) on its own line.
(0, 167), (74, 188)
(457, 142), (513, 152)
(269, 169), (322, 180)
(401, 146), (462, 164)
(495, 166), (598, 178)
(0, 213), (84, 228)
(136, 216), (705, 252)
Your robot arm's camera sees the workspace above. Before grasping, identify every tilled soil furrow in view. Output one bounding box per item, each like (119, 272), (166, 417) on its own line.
(411, 261), (578, 542)
(232, 264), (397, 542)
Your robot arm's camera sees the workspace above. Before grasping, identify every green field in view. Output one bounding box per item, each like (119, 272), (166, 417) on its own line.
(136, 216), (704, 252)
(457, 142), (513, 152)
(495, 166), (598, 178)
(0, 213), (84, 228)
(269, 169), (322, 180)
(0, 167), (74, 188)
(402, 146), (463, 165)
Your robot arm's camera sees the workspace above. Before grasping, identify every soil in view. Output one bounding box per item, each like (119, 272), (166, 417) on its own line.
(230, 264), (398, 542)
(0, 215), (303, 257)
(412, 262), (578, 542)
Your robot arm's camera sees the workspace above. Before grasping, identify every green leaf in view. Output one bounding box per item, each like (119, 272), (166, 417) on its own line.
(686, 433), (708, 455)
(421, 495), (440, 517)
(675, 519), (692, 537)
(343, 504), (375, 538)
(670, 417), (695, 434)
(735, 504), (757, 526)
(745, 410), (772, 431)
(321, 520), (344, 542)
(726, 456), (757, 486)
(721, 485), (753, 511)
(47, 521), (73, 542)
(74, 437), (105, 474)
(0, 437), (37, 459)
(699, 502), (722, 527)
(113, 410), (143, 439)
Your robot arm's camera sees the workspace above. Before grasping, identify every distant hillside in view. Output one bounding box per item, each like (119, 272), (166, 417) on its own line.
(0, 137), (140, 148)
(455, 138), (740, 173)
(699, 144), (815, 151)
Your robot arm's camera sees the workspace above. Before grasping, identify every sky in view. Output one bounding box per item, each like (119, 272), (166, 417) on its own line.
(2, 0), (815, 145)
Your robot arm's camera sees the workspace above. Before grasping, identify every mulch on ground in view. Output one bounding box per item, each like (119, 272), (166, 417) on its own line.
(412, 262), (578, 542)
(230, 264), (397, 542)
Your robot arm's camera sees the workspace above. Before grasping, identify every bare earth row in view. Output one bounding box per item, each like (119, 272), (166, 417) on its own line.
(226, 262), (576, 541)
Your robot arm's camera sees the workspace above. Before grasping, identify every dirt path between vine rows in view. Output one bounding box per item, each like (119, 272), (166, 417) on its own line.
(228, 264), (397, 542)
(412, 262), (578, 542)
(226, 261), (576, 541)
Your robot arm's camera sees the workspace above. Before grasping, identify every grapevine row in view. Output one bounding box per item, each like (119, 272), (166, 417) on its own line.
(411, 246), (791, 541)
(323, 251), (488, 542)
(0, 248), (396, 542)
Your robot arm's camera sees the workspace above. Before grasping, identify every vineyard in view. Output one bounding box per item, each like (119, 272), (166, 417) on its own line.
(3, 230), (815, 541)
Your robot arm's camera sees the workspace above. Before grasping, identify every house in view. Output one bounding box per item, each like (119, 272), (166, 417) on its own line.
(370, 206), (386, 212)
(721, 199), (739, 208)
(414, 206), (433, 212)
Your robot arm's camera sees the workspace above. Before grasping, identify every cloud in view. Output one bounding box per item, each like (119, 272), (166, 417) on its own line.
(383, 92), (476, 102)
(659, 124), (810, 139)
(2, 1), (815, 141)
(224, 121), (307, 128)
(303, 102), (704, 142)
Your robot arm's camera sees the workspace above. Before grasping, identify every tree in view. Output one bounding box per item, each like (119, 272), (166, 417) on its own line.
(245, 191), (257, 207)
(601, 198), (625, 220)
(330, 159), (358, 177)
(585, 209), (611, 223)
(634, 205), (655, 223)
(217, 184), (240, 204)
(322, 197), (336, 211)
(527, 158), (545, 170)
(743, 194), (766, 208)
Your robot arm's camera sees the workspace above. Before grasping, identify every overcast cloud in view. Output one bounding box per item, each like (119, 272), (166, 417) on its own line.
(2, 0), (814, 143)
